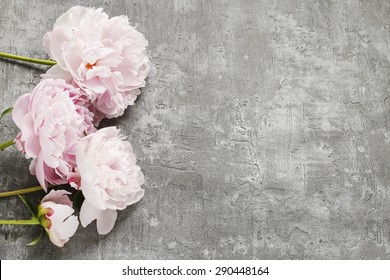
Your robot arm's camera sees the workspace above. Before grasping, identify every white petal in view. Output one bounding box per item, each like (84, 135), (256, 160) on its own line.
(81, 182), (106, 210)
(46, 228), (64, 248)
(35, 153), (47, 191)
(130, 188), (145, 205)
(50, 204), (74, 227)
(21, 114), (40, 158)
(58, 214), (79, 240)
(12, 94), (30, 128)
(79, 200), (117, 235)
(79, 200), (100, 227)
(96, 209), (117, 235)
(41, 64), (73, 82)
(42, 189), (72, 206)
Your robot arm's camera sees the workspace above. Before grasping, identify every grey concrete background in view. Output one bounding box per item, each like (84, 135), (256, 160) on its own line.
(1, 0), (390, 259)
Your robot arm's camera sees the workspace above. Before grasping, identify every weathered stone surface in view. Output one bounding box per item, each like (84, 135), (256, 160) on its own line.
(1, 0), (390, 259)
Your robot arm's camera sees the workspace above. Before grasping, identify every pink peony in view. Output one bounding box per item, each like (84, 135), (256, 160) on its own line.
(12, 79), (95, 190)
(38, 190), (79, 247)
(76, 127), (144, 235)
(42, 6), (150, 122)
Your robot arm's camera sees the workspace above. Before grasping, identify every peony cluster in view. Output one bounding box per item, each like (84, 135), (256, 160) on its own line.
(1, 6), (149, 247)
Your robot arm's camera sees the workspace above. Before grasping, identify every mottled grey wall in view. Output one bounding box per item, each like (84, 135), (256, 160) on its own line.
(1, 0), (390, 259)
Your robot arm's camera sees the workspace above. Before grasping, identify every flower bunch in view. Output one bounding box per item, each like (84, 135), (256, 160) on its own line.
(0, 6), (149, 247)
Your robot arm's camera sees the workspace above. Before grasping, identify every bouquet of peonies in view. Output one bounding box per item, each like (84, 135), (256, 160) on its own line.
(0, 6), (149, 247)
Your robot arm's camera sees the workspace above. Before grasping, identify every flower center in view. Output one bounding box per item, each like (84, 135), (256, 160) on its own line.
(85, 62), (97, 69)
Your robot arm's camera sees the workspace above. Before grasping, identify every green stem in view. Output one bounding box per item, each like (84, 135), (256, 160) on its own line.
(0, 52), (56, 66)
(0, 218), (40, 225)
(0, 139), (15, 151)
(0, 186), (44, 198)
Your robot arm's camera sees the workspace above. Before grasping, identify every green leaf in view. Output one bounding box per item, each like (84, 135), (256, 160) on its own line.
(27, 230), (44, 246)
(73, 191), (85, 212)
(0, 107), (13, 121)
(18, 195), (37, 218)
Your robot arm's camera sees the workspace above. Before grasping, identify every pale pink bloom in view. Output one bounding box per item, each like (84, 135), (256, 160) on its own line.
(39, 190), (79, 248)
(42, 6), (150, 122)
(76, 127), (144, 234)
(12, 79), (95, 190)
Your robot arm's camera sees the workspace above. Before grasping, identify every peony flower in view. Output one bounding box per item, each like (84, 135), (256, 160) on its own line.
(76, 127), (144, 234)
(42, 6), (150, 123)
(38, 190), (79, 247)
(12, 79), (95, 190)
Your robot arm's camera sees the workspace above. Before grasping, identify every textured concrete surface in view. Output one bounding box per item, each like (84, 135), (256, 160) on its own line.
(1, 0), (390, 259)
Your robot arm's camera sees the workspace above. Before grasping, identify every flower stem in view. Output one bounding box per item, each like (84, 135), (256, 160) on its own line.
(0, 218), (40, 225)
(0, 52), (56, 66)
(0, 186), (44, 198)
(0, 139), (15, 151)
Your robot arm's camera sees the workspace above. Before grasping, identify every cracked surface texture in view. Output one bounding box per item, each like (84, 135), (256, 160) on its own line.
(1, 0), (390, 259)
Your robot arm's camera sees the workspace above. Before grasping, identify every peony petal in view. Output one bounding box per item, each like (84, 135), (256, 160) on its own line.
(80, 181), (106, 210)
(20, 114), (40, 158)
(79, 200), (117, 235)
(12, 94), (30, 128)
(29, 158), (37, 175)
(56, 214), (79, 240)
(35, 153), (47, 191)
(42, 189), (72, 206)
(46, 228), (64, 248)
(15, 132), (26, 155)
(48, 204), (74, 227)
(44, 162), (67, 185)
(96, 209), (117, 235)
(79, 200), (100, 228)
(130, 188), (145, 205)
(41, 64), (73, 82)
